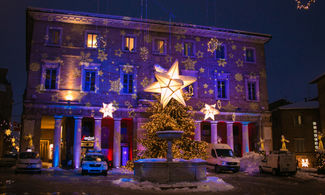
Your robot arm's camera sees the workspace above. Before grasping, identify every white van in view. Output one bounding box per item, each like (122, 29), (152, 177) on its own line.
(206, 143), (240, 173)
(259, 151), (297, 176)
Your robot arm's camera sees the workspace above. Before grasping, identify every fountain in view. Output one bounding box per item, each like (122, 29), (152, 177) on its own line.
(134, 130), (207, 183)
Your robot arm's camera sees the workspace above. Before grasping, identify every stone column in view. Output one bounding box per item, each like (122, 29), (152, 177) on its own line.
(211, 121), (218, 144)
(242, 122), (250, 154)
(53, 116), (63, 167)
(194, 121), (201, 141)
(113, 118), (122, 168)
(226, 122), (234, 150)
(94, 117), (102, 151)
(73, 117), (82, 169)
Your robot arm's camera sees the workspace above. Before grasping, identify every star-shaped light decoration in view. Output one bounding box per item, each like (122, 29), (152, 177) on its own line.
(99, 103), (117, 118)
(144, 60), (196, 108)
(200, 104), (220, 120)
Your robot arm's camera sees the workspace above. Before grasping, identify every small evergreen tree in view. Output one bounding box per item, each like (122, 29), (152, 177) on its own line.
(138, 95), (208, 160)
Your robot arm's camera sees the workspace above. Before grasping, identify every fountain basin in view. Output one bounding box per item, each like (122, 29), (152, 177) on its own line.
(134, 158), (207, 183)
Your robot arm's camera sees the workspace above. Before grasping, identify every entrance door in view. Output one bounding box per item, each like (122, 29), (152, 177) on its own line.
(40, 140), (49, 162)
(233, 123), (243, 157)
(121, 146), (129, 166)
(201, 121), (211, 143)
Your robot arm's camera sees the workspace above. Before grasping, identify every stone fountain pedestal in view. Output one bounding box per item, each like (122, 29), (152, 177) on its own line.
(134, 130), (207, 183)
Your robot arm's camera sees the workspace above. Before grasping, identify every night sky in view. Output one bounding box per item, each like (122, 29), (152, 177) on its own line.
(1, 0), (324, 122)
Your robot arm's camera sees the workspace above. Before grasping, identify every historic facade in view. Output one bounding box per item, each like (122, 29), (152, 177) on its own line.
(23, 7), (272, 168)
(271, 100), (320, 167)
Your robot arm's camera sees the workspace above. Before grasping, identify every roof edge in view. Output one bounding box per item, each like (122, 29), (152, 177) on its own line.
(27, 7), (272, 42)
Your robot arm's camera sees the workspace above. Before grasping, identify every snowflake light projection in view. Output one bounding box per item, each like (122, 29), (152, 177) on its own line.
(144, 60), (196, 108)
(200, 104), (220, 120)
(99, 103), (117, 118)
(207, 38), (220, 53)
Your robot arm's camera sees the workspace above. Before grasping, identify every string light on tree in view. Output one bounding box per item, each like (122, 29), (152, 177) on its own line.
(144, 60), (196, 108)
(5, 129), (11, 136)
(200, 104), (220, 120)
(296, 0), (316, 10)
(99, 103), (117, 118)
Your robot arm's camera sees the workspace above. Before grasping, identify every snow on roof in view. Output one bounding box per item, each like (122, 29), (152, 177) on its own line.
(278, 101), (319, 110)
(310, 72), (325, 84)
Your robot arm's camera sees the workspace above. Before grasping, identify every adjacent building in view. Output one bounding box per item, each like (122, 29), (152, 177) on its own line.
(310, 73), (325, 134)
(0, 68), (13, 156)
(271, 100), (320, 167)
(23, 7), (272, 168)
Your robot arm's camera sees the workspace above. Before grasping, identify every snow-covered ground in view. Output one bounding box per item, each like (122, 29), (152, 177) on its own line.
(112, 177), (234, 192)
(108, 168), (133, 175)
(295, 170), (325, 182)
(240, 152), (264, 175)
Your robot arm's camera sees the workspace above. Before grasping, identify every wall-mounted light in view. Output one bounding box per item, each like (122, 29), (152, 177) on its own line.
(301, 158), (309, 168)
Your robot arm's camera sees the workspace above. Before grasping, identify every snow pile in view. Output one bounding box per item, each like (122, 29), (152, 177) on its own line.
(240, 152), (264, 175)
(107, 168), (133, 175)
(112, 177), (234, 192)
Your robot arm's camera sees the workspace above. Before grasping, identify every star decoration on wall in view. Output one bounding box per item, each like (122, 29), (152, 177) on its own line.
(236, 59), (243, 67)
(182, 57), (197, 70)
(165, 55), (172, 63)
(235, 73), (243, 81)
(218, 59), (227, 67)
(97, 50), (108, 62)
(99, 103), (117, 118)
(174, 43), (183, 53)
(203, 83), (208, 89)
(235, 84), (244, 93)
(199, 67), (205, 73)
(144, 60), (197, 108)
(217, 100), (222, 110)
(123, 65), (133, 73)
(196, 50), (204, 58)
(109, 78), (122, 94)
(30, 63), (40, 72)
(200, 104), (220, 120)
(115, 49), (123, 57)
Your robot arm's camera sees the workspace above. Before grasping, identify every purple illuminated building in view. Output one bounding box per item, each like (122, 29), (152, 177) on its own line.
(22, 7), (272, 168)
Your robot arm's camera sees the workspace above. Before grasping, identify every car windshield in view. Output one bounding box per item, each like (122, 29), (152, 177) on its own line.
(84, 155), (105, 162)
(19, 152), (38, 159)
(216, 149), (234, 157)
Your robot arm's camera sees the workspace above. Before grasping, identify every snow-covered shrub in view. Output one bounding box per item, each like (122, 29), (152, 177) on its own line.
(240, 152), (264, 175)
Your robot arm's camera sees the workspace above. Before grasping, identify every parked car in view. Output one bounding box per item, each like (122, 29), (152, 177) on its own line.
(81, 152), (111, 176)
(0, 152), (17, 167)
(15, 151), (42, 173)
(259, 150), (297, 176)
(206, 143), (240, 173)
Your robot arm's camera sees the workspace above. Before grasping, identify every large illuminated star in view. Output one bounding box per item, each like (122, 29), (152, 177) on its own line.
(200, 104), (220, 120)
(144, 60), (196, 108)
(99, 103), (116, 118)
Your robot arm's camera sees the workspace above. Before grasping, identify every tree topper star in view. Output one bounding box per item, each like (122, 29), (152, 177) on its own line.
(144, 60), (196, 108)
(200, 104), (220, 120)
(99, 103), (116, 118)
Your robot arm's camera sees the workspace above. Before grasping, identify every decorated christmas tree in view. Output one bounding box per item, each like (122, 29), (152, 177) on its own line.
(138, 95), (208, 160)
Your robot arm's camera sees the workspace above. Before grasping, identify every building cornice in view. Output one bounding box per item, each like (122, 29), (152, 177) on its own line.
(27, 7), (271, 44)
